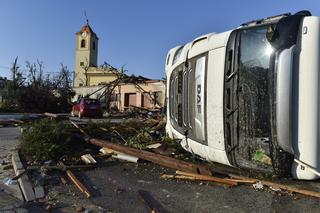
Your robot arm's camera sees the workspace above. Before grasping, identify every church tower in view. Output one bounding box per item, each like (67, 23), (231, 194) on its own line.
(74, 22), (99, 87)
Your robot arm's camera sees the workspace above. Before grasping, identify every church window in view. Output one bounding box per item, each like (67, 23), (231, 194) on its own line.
(80, 62), (84, 66)
(93, 41), (96, 50)
(81, 39), (86, 48)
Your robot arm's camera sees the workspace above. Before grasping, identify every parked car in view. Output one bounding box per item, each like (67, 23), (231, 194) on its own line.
(71, 98), (102, 118)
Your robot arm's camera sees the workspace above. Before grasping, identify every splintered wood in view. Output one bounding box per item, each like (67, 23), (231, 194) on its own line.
(162, 171), (238, 186)
(59, 161), (91, 198)
(229, 174), (320, 198)
(90, 138), (212, 176)
(81, 154), (97, 164)
(66, 169), (91, 198)
(70, 120), (320, 199)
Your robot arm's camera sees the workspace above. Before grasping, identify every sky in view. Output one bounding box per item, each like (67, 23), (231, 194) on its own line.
(0, 0), (319, 80)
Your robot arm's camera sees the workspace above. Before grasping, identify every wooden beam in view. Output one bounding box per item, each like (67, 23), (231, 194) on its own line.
(44, 112), (59, 118)
(70, 120), (90, 137)
(59, 161), (91, 198)
(89, 138), (212, 176)
(229, 174), (320, 198)
(66, 169), (91, 198)
(175, 171), (238, 186)
(161, 174), (254, 184)
(44, 112), (69, 120)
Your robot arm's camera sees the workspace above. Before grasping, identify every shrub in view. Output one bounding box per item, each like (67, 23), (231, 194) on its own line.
(20, 119), (80, 161)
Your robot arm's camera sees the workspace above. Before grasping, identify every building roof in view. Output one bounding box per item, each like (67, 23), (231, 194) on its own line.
(76, 23), (99, 39)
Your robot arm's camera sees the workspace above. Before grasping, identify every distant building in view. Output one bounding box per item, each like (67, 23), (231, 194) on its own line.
(110, 79), (165, 111)
(73, 77), (165, 112)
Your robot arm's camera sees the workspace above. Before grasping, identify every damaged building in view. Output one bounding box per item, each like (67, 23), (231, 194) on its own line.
(73, 21), (165, 111)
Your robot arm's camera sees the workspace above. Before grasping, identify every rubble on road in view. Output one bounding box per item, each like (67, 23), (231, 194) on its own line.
(80, 154), (97, 164)
(100, 147), (139, 163)
(9, 111), (320, 213)
(59, 161), (91, 198)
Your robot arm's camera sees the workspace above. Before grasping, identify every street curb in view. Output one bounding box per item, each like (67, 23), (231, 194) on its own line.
(12, 151), (36, 202)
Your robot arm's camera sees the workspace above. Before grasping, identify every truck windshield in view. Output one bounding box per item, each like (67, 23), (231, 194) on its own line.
(237, 25), (273, 167)
(240, 27), (273, 69)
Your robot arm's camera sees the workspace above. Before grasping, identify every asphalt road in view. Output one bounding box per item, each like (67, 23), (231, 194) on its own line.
(0, 115), (320, 212)
(46, 161), (320, 213)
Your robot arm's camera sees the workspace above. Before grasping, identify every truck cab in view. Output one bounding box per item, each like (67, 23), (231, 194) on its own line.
(165, 11), (320, 180)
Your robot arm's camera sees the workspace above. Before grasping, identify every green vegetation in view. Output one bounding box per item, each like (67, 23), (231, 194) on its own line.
(253, 149), (272, 165)
(19, 117), (193, 163)
(126, 127), (153, 149)
(20, 119), (80, 161)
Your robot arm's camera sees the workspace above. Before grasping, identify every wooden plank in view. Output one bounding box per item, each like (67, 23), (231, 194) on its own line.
(229, 174), (320, 198)
(100, 147), (139, 163)
(59, 161), (91, 198)
(161, 174), (199, 180)
(175, 171), (238, 186)
(81, 154), (97, 164)
(44, 112), (69, 120)
(70, 120), (90, 137)
(44, 112), (59, 118)
(66, 170), (91, 198)
(161, 174), (254, 184)
(89, 138), (212, 176)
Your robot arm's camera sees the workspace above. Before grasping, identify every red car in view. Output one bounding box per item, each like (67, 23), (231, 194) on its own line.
(71, 98), (103, 118)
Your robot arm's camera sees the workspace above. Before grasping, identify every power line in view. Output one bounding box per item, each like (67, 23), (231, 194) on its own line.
(0, 65), (64, 74)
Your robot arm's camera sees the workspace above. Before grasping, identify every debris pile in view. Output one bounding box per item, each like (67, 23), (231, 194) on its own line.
(4, 112), (320, 211)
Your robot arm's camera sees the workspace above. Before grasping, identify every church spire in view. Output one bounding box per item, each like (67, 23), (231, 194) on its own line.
(84, 10), (89, 25)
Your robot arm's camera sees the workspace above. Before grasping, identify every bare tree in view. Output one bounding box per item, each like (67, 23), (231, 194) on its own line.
(10, 57), (25, 95)
(26, 60), (45, 87)
(54, 64), (73, 89)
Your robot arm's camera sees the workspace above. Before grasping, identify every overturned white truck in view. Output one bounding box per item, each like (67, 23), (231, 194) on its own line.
(165, 11), (320, 180)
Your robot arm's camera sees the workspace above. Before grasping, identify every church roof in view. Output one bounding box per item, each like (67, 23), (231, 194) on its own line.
(76, 23), (99, 39)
